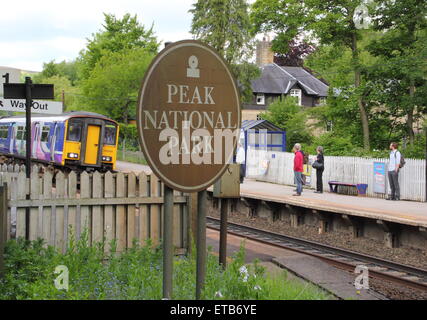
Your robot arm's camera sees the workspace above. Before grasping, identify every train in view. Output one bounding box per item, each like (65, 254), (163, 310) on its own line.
(0, 111), (119, 172)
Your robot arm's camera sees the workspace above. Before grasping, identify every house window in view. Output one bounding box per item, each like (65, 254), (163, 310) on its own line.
(289, 89), (302, 106)
(256, 94), (265, 105)
(318, 97), (327, 106)
(256, 113), (263, 120)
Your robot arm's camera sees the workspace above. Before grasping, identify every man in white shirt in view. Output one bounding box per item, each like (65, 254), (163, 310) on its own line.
(236, 142), (246, 183)
(387, 142), (401, 201)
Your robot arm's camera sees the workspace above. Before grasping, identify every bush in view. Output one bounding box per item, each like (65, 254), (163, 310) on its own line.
(0, 234), (331, 300)
(306, 131), (426, 159)
(118, 123), (140, 151)
(260, 98), (313, 151)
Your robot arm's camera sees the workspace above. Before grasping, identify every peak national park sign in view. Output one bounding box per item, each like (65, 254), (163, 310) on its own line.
(137, 40), (241, 193)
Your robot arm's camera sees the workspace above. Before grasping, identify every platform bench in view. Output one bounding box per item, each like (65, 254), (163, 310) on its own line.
(328, 181), (368, 196)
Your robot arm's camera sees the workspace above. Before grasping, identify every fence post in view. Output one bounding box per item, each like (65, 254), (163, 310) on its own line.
(0, 183), (8, 277)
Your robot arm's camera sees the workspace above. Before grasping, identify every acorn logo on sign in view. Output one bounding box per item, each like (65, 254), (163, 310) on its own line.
(137, 40), (241, 193)
(187, 56), (200, 78)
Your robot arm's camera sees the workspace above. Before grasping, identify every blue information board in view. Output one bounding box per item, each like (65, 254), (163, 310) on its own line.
(373, 162), (386, 194)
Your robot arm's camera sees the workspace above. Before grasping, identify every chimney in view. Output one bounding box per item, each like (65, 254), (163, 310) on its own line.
(256, 36), (274, 67)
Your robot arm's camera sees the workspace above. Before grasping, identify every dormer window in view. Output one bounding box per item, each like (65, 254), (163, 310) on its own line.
(289, 89), (302, 106)
(256, 94), (265, 105)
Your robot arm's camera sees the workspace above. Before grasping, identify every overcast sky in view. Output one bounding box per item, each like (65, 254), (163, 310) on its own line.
(0, 0), (197, 71)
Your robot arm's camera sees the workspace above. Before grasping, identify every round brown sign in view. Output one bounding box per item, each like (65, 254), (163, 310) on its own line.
(137, 40), (241, 193)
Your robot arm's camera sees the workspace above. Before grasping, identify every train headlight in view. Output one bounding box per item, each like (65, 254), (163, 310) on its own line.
(102, 156), (112, 162)
(67, 153), (79, 159)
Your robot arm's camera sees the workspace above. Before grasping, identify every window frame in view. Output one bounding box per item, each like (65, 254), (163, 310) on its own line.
(0, 125), (9, 139)
(16, 126), (26, 140)
(40, 125), (51, 143)
(103, 121), (117, 146)
(289, 89), (302, 106)
(256, 93), (265, 105)
(67, 120), (83, 142)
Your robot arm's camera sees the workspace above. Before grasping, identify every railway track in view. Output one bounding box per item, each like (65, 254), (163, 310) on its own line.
(206, 216), (427, 292)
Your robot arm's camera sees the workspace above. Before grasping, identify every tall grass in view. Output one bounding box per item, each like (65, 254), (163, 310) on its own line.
(0, 231), (331, 300)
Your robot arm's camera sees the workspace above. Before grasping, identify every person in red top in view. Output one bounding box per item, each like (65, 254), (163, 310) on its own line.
(293, 143), (304, 196)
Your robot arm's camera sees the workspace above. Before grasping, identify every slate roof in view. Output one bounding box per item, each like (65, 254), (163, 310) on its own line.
(251, 64), (329, 97)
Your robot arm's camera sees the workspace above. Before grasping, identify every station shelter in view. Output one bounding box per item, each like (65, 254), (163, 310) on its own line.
(239, 120), (286, 176)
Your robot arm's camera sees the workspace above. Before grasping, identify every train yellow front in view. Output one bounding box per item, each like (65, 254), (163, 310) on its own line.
(0, 111), (119, 171)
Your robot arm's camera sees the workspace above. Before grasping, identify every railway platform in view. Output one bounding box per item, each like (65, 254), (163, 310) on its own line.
(209, 179), (427, 250)
(239, 179), (427, 228)
(116, 160), (427, 249)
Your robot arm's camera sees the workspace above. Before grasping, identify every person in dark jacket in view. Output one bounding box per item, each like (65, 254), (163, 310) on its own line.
(314, 146), (324, 193)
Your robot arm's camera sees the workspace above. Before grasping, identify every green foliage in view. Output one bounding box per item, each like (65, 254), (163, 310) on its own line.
(230, 62), (261, 103)
(79, 48), (154, 122)
(118, 123), (139, 151)
(401, 132), (426, 159)
(190, 0), (254, 65)
(260, 97), (313, 151)
(33, 60), (79, 85)
(78, 13), (159, 80)
(190, 0), (258, 103)
(0, 234), (330, 300)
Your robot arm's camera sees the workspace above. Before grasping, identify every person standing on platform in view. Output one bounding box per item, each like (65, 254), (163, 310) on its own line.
(236, 142), (246, 184)
(387, 142), (401, 201)
(293, 143), (304, 196)
(313, 146), (325, 193)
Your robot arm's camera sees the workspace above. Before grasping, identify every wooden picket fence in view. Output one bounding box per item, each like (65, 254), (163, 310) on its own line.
(0, 164), (189, 253)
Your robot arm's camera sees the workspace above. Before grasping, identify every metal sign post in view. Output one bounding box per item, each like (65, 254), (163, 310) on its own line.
(219, 198), (228, 269)
(3, 77), (54, 239)
(163, 185), (174, 299)
(196, 189), (207, 299)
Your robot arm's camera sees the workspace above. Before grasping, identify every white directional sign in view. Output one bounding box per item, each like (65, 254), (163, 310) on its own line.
(0, 98), (63, 115)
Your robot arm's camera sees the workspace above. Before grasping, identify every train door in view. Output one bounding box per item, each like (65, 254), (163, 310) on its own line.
(50, 123), (57, 161)
(33, 122), (40, 158)
(84, 124), (101, 165)
(9, 123), (16, 154)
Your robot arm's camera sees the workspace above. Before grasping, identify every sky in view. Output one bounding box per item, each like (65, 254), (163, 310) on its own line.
(0, 0), (197, 72)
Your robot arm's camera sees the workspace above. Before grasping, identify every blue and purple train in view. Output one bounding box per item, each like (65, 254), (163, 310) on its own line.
(0, 111), (119, 171)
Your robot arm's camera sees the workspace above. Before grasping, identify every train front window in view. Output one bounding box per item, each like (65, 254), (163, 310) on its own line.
(67, 121), (82, 142)
(104, 123), (117, 145)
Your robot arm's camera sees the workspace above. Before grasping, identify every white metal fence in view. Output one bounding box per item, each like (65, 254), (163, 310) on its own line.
(246, 149), (426, 202)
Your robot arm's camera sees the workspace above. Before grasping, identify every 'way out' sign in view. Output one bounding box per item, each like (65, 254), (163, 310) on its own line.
(137, 40), (241, 193)
(0, 98), (63, 115)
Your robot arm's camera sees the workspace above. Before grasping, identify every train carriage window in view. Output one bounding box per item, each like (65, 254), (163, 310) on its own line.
(104, 122), (117, 145)
(16, 126), (26, 140)
(0, 125), (8, 139)
(41, 126), (50, 142)
(67, 120), (82, 142)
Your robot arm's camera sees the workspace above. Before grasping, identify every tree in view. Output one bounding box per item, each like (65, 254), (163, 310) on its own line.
(79, 48), (154, 122)
(260, 97), (313, 150)
(190, 0), (254, 65)
(273, 39), (316, 67)
(78, 13), (159, 80)
(367, 0), (427, 145)
(251, 0), (376, 150)
(230, 62), (260, 102)
(190, 0), (259, 102)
